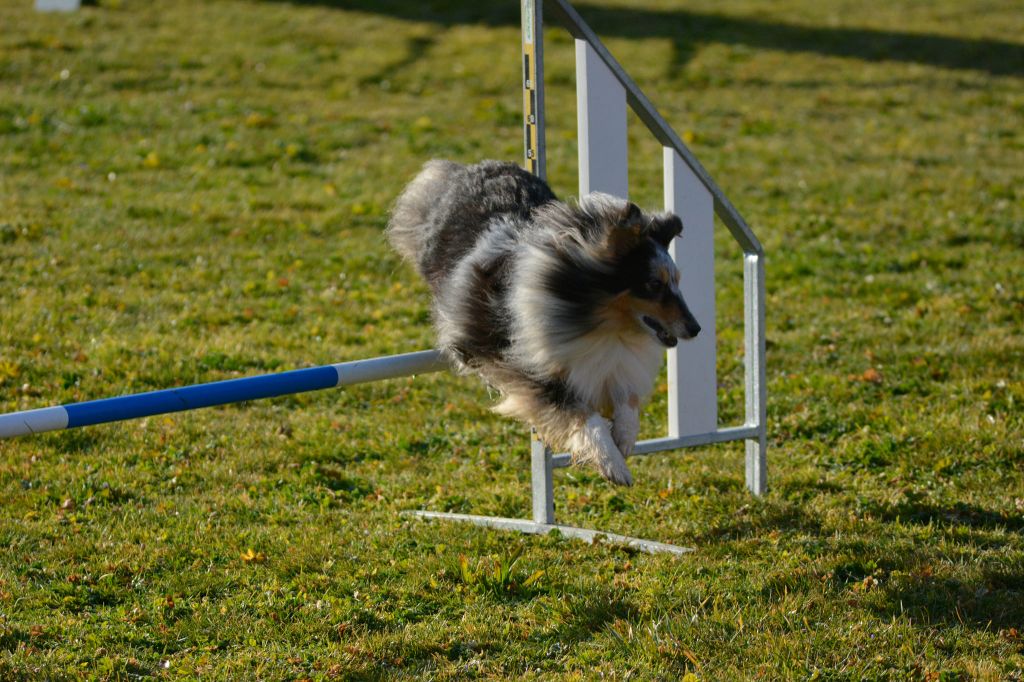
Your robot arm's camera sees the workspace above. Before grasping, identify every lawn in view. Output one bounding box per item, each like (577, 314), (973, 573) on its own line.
(1, 0), (1023, 679)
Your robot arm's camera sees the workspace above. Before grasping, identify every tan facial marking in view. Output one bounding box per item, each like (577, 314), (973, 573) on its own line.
(604, 290), (688, 340)
(633, 292), (678, 317)
(602, 292), (640, 328)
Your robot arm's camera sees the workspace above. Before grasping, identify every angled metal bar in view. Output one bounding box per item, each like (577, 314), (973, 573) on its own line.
(35, 0), (80, 11)
(548, 0), (763, 256)
(405, 511), (693, 555)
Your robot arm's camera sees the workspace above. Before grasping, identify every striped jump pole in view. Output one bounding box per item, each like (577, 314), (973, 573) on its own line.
(0, 350), (446, 440)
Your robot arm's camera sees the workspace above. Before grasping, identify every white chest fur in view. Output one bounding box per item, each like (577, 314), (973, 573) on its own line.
(559, 329), (663, 411)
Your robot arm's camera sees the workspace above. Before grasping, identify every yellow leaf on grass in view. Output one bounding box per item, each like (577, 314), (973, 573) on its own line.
(860, 368), (883, 384)
(523, 569), (545, 587)
(241, 548), (267, 564)
(0, 361), (18, 380)
(245, 112), (274, 128)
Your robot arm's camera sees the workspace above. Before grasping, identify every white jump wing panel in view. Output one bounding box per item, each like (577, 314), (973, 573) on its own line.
(576, 40), (628, 198)
(665, 148), (717, 437)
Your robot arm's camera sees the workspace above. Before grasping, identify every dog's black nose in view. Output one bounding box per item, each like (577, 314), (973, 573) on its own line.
(685, 320), (701, 338)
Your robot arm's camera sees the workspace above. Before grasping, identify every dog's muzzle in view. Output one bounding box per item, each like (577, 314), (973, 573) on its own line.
(642, 315), (701, 347)
(642, 316), (677, 347)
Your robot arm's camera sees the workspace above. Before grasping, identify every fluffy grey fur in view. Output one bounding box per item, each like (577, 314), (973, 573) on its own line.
(388, 160), (699, 485)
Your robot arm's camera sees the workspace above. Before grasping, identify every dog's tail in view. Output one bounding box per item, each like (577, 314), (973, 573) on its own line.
(387, 159), (462, 271)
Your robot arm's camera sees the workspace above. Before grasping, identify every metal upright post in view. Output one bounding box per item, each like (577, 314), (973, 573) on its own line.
(744, 253), (768, 495)
(531, 430), (555, 524)
(522, 0), (546, 180)
(523, 2), (555, 525)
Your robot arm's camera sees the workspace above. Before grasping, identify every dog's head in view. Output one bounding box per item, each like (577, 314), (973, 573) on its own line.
(580, 194), (701, 348)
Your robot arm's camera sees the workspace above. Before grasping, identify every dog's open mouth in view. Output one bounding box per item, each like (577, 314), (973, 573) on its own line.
(642, 316), (677, 348)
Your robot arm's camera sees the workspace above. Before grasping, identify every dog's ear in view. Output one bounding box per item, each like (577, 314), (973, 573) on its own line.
(646, 214), (683, 248)
(619, 201), (644, 230)
(605, 202), (645, 257)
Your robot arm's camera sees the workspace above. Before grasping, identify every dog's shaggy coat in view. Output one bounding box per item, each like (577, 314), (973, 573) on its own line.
(388, 160), (700, 485)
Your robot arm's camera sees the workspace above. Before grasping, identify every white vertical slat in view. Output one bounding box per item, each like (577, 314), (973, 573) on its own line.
(665, 147), (717, 437)
(575, 40), (628, 198)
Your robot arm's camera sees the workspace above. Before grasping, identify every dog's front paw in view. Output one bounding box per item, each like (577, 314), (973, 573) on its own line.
(569, 414), (634, 486)
(595, 450), (634, 486)
(611, 411), (640, 458)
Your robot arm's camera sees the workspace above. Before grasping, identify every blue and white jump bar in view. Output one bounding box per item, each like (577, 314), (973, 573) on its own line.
(0, 350), (447, 439)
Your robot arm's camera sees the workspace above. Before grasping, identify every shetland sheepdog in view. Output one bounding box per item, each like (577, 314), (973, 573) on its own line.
(387, 160), (700, 485)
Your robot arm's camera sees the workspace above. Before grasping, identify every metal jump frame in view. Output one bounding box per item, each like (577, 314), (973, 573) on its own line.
(0, 0), (765, 556)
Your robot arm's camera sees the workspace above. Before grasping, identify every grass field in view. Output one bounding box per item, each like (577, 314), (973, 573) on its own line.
(1, 0), (1023, 678)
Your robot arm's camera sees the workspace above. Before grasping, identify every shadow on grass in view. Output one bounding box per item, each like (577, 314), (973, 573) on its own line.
(358, 34), (438, 87)
(880, 567), (1024, 632)
(701, 501), (824, 541)
(550, 587), (638, 646)
(0, 625), (30, 653)
(819, 499), (1022, 633)
(719, 495), (1024, 634)
(267, 0), (1024, 77)
(42, 427), (108, 454)
(874, 500), (1024, 532)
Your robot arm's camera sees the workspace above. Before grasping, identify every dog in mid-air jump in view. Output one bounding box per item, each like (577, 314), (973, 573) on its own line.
(387, 160), (700, 485)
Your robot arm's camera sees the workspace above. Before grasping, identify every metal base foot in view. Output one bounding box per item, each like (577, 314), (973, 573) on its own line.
(403, 510), (693, 556)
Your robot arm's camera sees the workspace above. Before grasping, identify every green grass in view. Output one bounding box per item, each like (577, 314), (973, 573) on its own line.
(1, 0), (1023, 678)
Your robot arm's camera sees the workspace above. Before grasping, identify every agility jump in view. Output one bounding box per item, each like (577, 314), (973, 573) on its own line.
(0, 0), (765, 555)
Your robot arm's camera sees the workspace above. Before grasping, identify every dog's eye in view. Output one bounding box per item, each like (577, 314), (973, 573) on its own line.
(646, 279), (664, 295)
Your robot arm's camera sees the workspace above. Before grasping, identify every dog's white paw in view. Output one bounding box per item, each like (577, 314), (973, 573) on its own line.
(595, 450), (634, 486)
(611, 410), (640, 458)
(569, 414), (634, 486)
